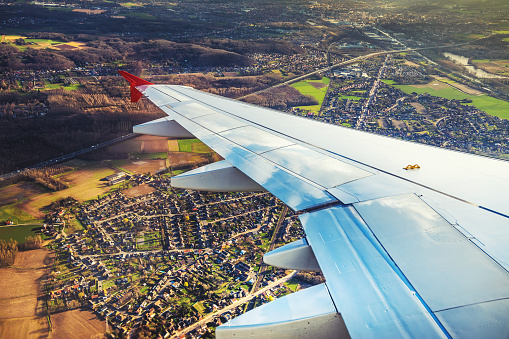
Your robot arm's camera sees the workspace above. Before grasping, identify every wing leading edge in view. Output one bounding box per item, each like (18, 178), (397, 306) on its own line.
(119, 71), (509, 338)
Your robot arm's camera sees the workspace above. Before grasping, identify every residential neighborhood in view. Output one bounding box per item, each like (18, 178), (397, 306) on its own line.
(44, 173), (306, 338)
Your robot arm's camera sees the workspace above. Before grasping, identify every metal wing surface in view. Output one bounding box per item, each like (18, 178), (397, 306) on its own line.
(120, 71), (509, 339)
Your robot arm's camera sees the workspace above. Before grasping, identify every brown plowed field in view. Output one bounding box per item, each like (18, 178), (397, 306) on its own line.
(19, 163), (115, 218)
(109, 135), (170, 153)
(309, 81), (327, 89)
(120, 159), (166, 174)
(0, 182), (47, 206)
(49, 308), (105, 339)
(140, 139), (170, 153)
(123, 183), (156, 198)
(168, 152), (209, 168)
(0, 317), (49, 339)
(0, 249), (54, 339)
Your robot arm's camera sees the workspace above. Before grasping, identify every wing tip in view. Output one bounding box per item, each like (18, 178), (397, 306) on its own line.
(118, 71), (153, 103)
(118, 70), (153, 86)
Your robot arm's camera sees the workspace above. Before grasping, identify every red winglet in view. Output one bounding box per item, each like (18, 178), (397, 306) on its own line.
(118, 71), (153, 103)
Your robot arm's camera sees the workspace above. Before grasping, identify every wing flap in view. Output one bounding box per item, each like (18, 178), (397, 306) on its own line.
(354, 194), (509, 312)
(171, 160), (265, 192)
(300, 206), (448, 338)
(216, 284), (349, 339)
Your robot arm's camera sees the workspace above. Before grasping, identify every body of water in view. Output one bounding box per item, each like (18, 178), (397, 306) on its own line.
(444, 52), (503, 79)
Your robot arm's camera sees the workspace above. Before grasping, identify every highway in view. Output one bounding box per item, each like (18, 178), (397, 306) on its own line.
(238, 33), (495, 101)
(0, 133), (136, 182)
(244, 205), (289, 313)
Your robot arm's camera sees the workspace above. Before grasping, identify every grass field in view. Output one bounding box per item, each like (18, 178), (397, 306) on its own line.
(7, 37), (86, 52)
(42, 81), (82, 91)
(125, 12), (157, 20)
(382, 79), (397, 85)
(177, 139), (212, 153)
(291, 77), (330, 114)
(0, 224), (41, 243)
(392, 83), (509, 119)
(193, 301), (206, 315)
(338, 95), (363, 101)
(112, 159), (165, 175)
(168, 140), (180, 152)
(0, 203), (40, 224)
(20, 162), (116, 218)
(131, 152), (168, 159)
(120, 2), (143, 6)
(285, 277), (300, 292)
(0, 182), (47, 207)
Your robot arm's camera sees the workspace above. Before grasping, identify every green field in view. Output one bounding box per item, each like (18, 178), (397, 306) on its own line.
(192, 301), (206, 314)
(42, 82), (82, 91)
(285, 277), (300, 292)
(24, 38), (63, 45)
(137, 232), (161, 251)
(382, 79), (397, 85)
(131, 152), (168, 159)
(120, 2), (143, 7)
(393, 84), (509, 119)
(291, 77), (330, 114)
(0, 203), (39, 224)
(10, 38), (65, 51)
(0, 224), (41, 243)
(338, 95), (363, 101)
(177, 139), (211, 153)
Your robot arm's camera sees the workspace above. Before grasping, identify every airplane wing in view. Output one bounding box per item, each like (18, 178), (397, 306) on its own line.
(119, 71), (509, 339)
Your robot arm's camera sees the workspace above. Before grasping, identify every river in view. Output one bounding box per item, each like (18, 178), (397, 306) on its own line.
(444, 52), (503, 79)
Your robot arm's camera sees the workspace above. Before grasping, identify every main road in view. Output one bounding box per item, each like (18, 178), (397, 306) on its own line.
(0, 133), (136, 181)
(170, 270), (297, 339)
(238, 33), (495, 101)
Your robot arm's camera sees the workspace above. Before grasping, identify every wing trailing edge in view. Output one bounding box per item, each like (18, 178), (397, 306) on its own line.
(263, 238), (321, 272)
(171, 160), (266, 192)
(216, 283), (350, 339)
(133, 117), (195, 138)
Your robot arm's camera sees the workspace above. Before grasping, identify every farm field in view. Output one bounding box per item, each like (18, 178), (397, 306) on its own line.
(177, 139), (212, 153)
(168, 152), (211, 169)
(291, 77), (330, 113)
(471, 60), (509, 76)
(49, 308), (105, 339)
(0, 183), (47, 207)
(0, 224), (42, 243)
(168, 140), (180, 152)
(123, 183), (156, 198)
(19, 162), (116, 218)
(108, 135), (171, 154)
(108, 159), (165, 175)
(4, 36), (86, 52)
(0, 203), (41, 225)
(392, 82), (509, 119)
(0, 249), (53, 339)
